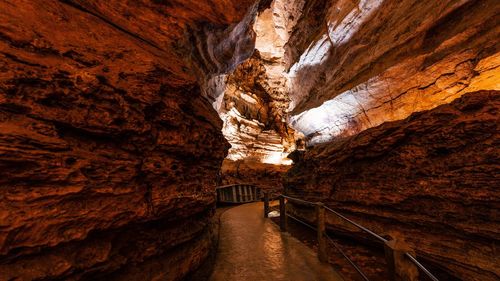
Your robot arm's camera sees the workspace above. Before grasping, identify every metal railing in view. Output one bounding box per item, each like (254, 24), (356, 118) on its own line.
(265, 193), (439, 281)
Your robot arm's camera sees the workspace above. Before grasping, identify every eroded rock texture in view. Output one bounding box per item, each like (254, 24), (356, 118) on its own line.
(286, 90), (500, 280)
(213, 52), (296, 187)
(206, 1), (306, 167)
(216, 53), (296, 165)
(0, 0), (259, 280)
(286, 0), (500, 144)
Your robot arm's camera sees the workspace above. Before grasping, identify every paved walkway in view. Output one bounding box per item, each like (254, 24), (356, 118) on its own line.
(210, 202), (343, 281)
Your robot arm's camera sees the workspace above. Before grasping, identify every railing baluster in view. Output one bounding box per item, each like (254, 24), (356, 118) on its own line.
(232, 186), (237, 202)
(316, 202), (327, 263)
(279, 195), (287, 232)
(264, 191), (270, 218)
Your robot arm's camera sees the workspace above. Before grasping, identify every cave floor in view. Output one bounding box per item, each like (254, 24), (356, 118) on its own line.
(209, 202), (343, 281)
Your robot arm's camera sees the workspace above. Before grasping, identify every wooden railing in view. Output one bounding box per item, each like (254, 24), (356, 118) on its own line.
(264, 192), (440, 281)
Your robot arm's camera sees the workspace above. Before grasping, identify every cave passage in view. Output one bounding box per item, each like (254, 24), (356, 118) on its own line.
(0, 0), (499, 281)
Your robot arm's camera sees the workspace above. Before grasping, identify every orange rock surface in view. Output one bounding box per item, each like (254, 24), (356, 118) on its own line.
(286, 90), (500, 280)
(286, 0), (500, 144)
(0, 0), (259, 280)
(1, 0), (498, 280)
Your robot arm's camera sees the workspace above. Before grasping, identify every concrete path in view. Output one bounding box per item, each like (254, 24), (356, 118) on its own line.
(210, 202), (343, 281)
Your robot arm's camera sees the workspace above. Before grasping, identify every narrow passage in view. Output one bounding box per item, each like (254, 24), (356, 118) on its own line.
(210, 202), (343, 281)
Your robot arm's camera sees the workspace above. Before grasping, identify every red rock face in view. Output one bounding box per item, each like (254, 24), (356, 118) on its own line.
(0, 0), (259, 280)
(285, 90), (500, 280)
(1, 0), (498, 279)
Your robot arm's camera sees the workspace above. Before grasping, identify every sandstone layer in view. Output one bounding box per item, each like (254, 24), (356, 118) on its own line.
(285, 90), (500, 280)
(0, 0), (260, 280)
(285, 0), (500, 144)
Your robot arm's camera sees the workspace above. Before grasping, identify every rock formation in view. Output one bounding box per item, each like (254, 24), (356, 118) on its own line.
(206, 2), (307, 185)
(0, 0), (261, 280)
(217, 52), (295, 165)
(1, 0), (499, 280)
(220, 159), (290, 188)
(286, 90), (500, 280)
(280, 1), (499, 279)
(286, 0), (499, 145)
(208, 2), (303, 166)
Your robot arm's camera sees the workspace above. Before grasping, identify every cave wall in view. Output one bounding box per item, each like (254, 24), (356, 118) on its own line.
(286, 90), (500, 280)
(282, 1), (500, 279)
(285, 0), (499, 144)
(282, 1), (500, 278)
(220, 159), (290, 189)
(0, 0), (258, 280)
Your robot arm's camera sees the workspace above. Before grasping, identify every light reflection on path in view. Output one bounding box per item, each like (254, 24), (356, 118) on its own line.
(210, 202), (343, 281)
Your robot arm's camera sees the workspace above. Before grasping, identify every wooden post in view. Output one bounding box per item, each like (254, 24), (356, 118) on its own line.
(279, 195), (287, 232)
(384, 238), (419, 281)
(316, 202), (327, 262)
(264, 191), (270, 218)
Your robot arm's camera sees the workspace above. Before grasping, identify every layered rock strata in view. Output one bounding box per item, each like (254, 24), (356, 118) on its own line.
(217, 53), (296, 165)
(285, 0), (500, 144)
(285, 90), (500, 280)
(0, 0), (260, 279)
(207, 1), (307, 165)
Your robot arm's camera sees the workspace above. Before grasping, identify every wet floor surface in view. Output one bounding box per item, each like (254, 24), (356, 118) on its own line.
(210, 202), (344, 281)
